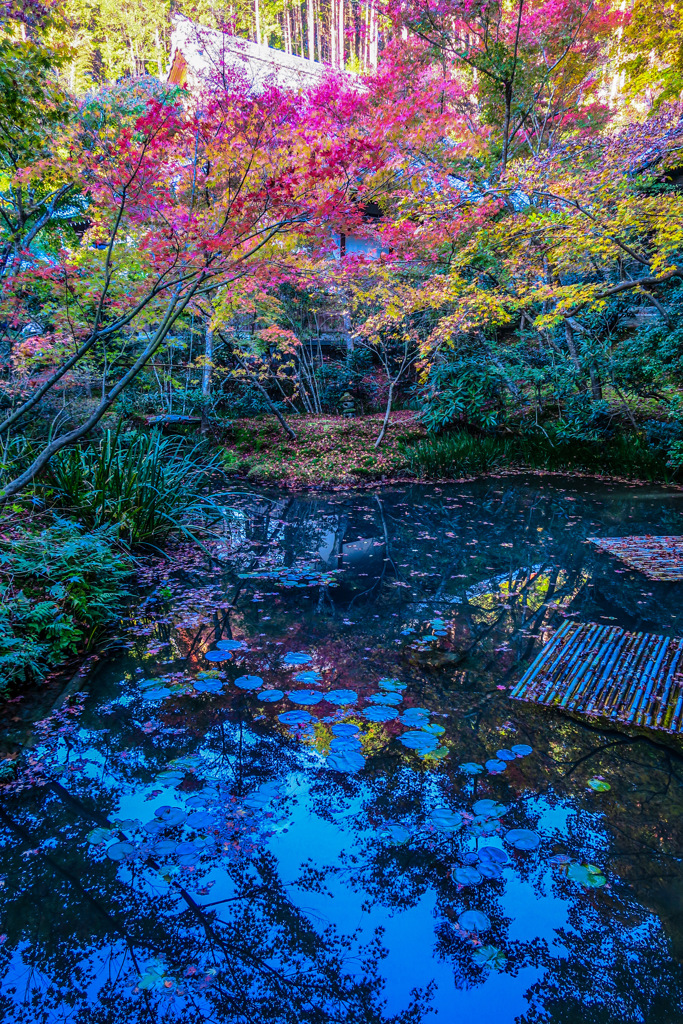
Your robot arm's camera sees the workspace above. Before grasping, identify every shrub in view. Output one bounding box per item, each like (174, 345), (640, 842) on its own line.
(0, 518), (133, 690)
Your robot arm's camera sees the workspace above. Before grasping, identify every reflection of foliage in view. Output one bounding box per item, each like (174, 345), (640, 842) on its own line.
(3, 481), (683, 1021)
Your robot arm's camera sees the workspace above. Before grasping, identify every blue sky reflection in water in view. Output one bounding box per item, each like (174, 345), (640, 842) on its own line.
(2, 478), (683, 1022)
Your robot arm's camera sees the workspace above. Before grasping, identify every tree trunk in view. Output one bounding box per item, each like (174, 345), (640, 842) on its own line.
(231, 350), (297, 440)
(307, 0), (315, 59)
(589, 363), (603, 401)
(201, 324), (213, 435)
(374, 381), (394, 448)
(564, 320), (586, 392)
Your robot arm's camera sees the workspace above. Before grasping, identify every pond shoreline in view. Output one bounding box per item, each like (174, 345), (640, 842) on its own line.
(225, 466), (683, 493)
(220, 413), (682, 490)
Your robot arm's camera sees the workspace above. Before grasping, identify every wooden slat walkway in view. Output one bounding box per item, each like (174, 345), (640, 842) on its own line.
(589, 535), (683, 580)
(511, 620), (683, 734)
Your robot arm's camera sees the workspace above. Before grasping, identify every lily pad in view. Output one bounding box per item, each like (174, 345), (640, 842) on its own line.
(283, 652), (312, 666)
(378, 677), (407, 692)
(399, 731), (438, 753)
(485, 758), (507, 774)
(422, 723), (446, 736)
(511, 744), (533, 757)
(244, 782), (283, 809)
(505, 828), (540, 851)
(324, 689), (358, 706)
(459, 762), (485, 775)
(204, 651), (232, 662)
(400, 707), (430, 722)
(330, 737), (361, 753)
(478, 860), (505, 879)
(472, 945), (507, 970)
(143, 819), (164, 836)
(288, 690), (323, 705)
(429, 808), (462, 833)
(452, 865), (482, 886)
(331, 723), (359, 736)
(380, 823), (411, 844)
(478, 846), (510, 866)
(588, 778), (611, 792)
(363, 705), (399, 722)
(422, 745), (449, 761)
(176, 841), (201, 865)
(153, 840), (178, 857)
(367, 692), (402, 706)
(216, 639), (247, 651)
(106, 841), (136, 861)
(496, 749), (516, 761)
(472, 800), (507, 819)
(458, 909), (491, 933)
(258, 689), (284, 702)
(567, 862), (606, 888)
(294, 670), (323, 685)
(194, 677), (224, 693)
(87, 827), (113, 845)
(327, 750), (365, 773)
(279, 710), (312, 726)
(234, 675), (263, 691)
(154, 806), (187, 827)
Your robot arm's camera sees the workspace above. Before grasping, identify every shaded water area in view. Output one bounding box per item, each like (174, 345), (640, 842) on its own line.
(2, 477), (683, 1023)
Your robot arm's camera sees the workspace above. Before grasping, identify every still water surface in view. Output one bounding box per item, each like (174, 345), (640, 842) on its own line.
(2, 477), (683, 1023)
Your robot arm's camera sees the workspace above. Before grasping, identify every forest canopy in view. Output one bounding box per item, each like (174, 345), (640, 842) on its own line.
(1, 0), (683, 500)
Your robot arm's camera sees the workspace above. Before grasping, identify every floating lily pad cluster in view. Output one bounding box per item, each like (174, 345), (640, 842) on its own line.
(327, 723), (365, 773)
(86, 753), (282, 877)
(457, 743), (533, 776)
(408, 616), (452, 649)
(137, 675), (193, 702)
(205, 638), (249, 663)
(238, 564), (341, 588)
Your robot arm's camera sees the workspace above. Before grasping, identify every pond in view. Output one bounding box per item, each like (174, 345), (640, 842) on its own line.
(2, 477), (683, 1023)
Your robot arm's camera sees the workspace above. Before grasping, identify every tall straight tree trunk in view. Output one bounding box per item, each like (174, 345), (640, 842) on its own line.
(255, 0), (262, 45)
(284, 9), (292, 54)
(201, 325), (213, 435)
(330, 0), (337, 66)
(370, 1), (378, 67)
(307, 0), (315, 59)
(338, 0), (344, 67)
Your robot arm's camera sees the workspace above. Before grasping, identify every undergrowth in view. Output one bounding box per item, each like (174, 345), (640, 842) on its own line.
(46, 428), (231, 545)
(0, 518), (134, 691)
(404, 430), (679, 482)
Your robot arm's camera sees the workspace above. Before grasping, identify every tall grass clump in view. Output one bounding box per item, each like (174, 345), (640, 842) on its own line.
(46, 428), (230, 545)
(405, 429), (677, 482)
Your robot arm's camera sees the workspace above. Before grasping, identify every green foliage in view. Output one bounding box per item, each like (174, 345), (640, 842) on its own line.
(46, 428), (228, 545)
(0, 36), (72, 170)
(0, 518), (133, 690)
(417, 354), (506, 432)
(405, 428), (677, 482)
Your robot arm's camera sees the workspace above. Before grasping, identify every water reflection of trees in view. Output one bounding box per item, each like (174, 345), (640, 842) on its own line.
(3, 479), (683, 1021)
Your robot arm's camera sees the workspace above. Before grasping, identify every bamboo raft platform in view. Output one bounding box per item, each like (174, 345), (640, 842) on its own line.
(588, 535), (683, 580)
(511, 620), (683, 735)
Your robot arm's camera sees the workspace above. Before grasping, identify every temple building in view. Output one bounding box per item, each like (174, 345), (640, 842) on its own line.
(167, 16), (330, 94)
